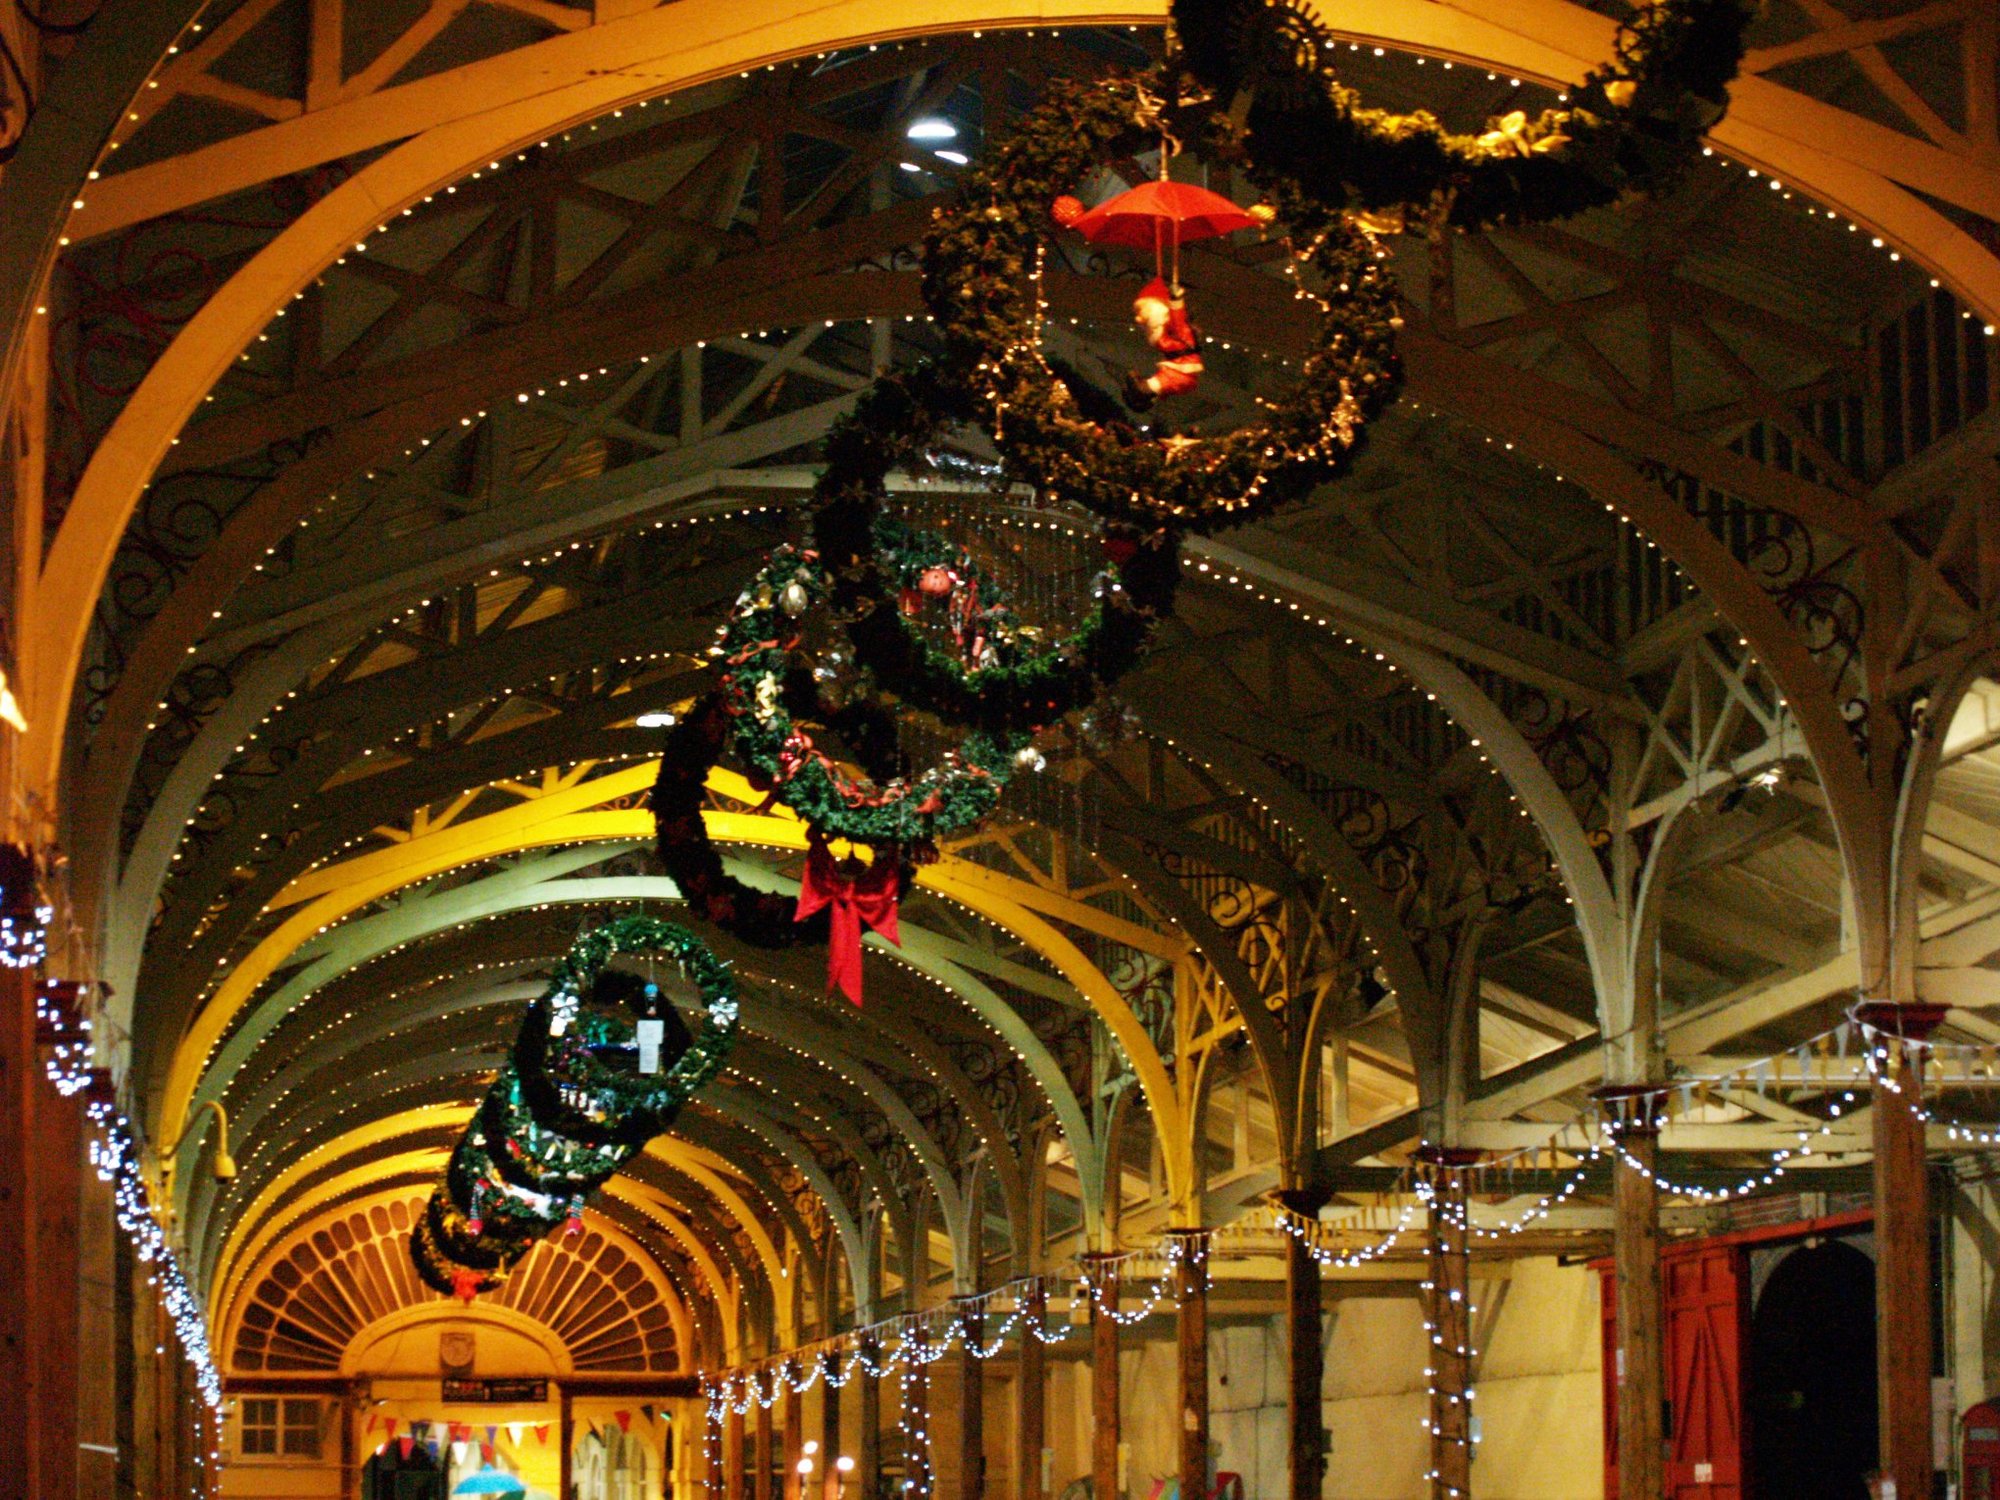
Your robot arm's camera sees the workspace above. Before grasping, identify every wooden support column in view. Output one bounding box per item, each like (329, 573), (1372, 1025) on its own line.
(906, 1328), (932, 1500)
(707, 1391), (726, 1500)
(858, 1336), (881, 1498)
(956, 1298), (986, 1500)
(1174, 1232), (1210, 1500)
(784, 1362), (803, 1500)
(819, 1350), (842, 1500)
(0, 962), (39, 1500)
(77, 1075), (118, 1500)
(339, 1381), (363, 1500)
(561, 1386), (577, 1500)
(1864, 1002), (1946, 1500)
(1598, 1094), (1664, 1500)
(1016, 1283), (1046, 1500)
(34, 1026), (80, 1500)
(755, 1370), (776, 1500)
(1088, 1258), (1120, 1500)
(1278, 1191), (1327, 1500)
(724, 1400), (748, 1500)
(1420, 1150), (1479, 1500)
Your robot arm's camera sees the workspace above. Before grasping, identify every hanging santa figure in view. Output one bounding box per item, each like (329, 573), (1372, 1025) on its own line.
(1123, 277), (1203, 411)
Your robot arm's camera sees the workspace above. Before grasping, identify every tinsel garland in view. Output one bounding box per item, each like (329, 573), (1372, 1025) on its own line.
(411, 917), (738, 1299)
(1170, 0), (1754, 230)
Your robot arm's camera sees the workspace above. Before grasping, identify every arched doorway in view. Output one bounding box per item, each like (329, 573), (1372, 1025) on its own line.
(1748, 1239), (1879, 1500)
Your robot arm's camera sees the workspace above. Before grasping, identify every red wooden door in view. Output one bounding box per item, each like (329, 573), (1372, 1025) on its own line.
(1599, 1268), (1620, 1498)
(1663, 1245), (1746, 1500)
(1601, 1243), (1747, 1500)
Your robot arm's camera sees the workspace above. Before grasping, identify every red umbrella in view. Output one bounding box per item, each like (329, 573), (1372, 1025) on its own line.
(1070, 180), (1262, 287)
(1069, 180), (1260, 250)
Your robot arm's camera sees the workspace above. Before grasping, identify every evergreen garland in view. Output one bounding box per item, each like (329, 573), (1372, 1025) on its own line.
(1171, 0), (1755, 230)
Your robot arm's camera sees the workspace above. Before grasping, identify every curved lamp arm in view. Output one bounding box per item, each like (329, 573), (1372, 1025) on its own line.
(159, 1098), (236, 1183)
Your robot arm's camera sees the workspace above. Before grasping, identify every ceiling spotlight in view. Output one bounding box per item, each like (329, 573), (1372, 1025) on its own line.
(635, 711), (677, 729)
(933, 149), (969, 165)
(906, 118), (958, 142)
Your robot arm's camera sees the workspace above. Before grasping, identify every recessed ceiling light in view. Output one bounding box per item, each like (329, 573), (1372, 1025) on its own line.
(635, 711), (678, 729)
(906, 118), (958, 142)
(934, 149), (969, 165)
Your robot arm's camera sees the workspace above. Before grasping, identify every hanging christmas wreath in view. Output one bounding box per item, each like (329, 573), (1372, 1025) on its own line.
(718, 543), (1029, 849)
(919, 72), (1402, 534)
(807, 366), (1183, 738)
(650, 692), (915, 943)
(411, 917), (738, 1299)
(519, 928), (734, 1146)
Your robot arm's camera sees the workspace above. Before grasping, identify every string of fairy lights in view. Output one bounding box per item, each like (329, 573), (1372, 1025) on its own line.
(24, 22), (1994, 1500)
(696, 1001), (1987, 1497)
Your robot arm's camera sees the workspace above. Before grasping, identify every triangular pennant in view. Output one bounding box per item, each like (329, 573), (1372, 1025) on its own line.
(535, 1424), (551, 1445)
(615, 1410), (633, 1433)
(641, 1404), (656, 1424)
(384, 1419), (400, 1442)
(481, 1442), (496, 1465)
(398, 1437), (415, 1460)
(412, 1421), (430, 1441)
(485, 1425), (498, 1447)
(452, 1441), (469, 1465)
(508, 1422), (526, 1444)
(365, 1413), (379, 1434)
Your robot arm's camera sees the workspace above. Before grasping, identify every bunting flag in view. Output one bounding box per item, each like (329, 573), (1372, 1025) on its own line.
(365, 1414), (379, 1434)
(398, 1437), (415, 1460)
(412, 1421), (431, 1443)
(641, 1404), (657, 1425)
(615, 1410), (633, 1434)
(485, 1425), (499, 1447)
(451, 1423), (470, 1444)
(481, 1442), (496, 1466)
(535, 1424), (551, 1445)
(384, 1419), (400, 1442)
(508, 1422), (527, 1444)
(453, 1441), (470, 1466)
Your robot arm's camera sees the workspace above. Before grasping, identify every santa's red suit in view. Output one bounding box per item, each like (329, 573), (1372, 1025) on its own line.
(1128, 276), (1203, 406)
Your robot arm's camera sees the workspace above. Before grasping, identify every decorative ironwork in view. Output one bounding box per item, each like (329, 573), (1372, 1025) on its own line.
(1511, 688), (1615, 798)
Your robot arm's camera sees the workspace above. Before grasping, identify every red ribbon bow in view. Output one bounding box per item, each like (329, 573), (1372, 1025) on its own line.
(795, 836), (900, 1005)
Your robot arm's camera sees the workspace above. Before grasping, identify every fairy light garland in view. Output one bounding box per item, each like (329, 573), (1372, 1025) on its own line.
(88, 1099), (224, 1410)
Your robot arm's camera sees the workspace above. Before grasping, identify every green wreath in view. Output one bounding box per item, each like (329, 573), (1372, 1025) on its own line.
(412, 917), (738, 1298)
(520, 917), (739, 1146)
(719, 543), (1029, 848)
(921, 71), (1403, 534)
(808, 366), (1183, 738)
